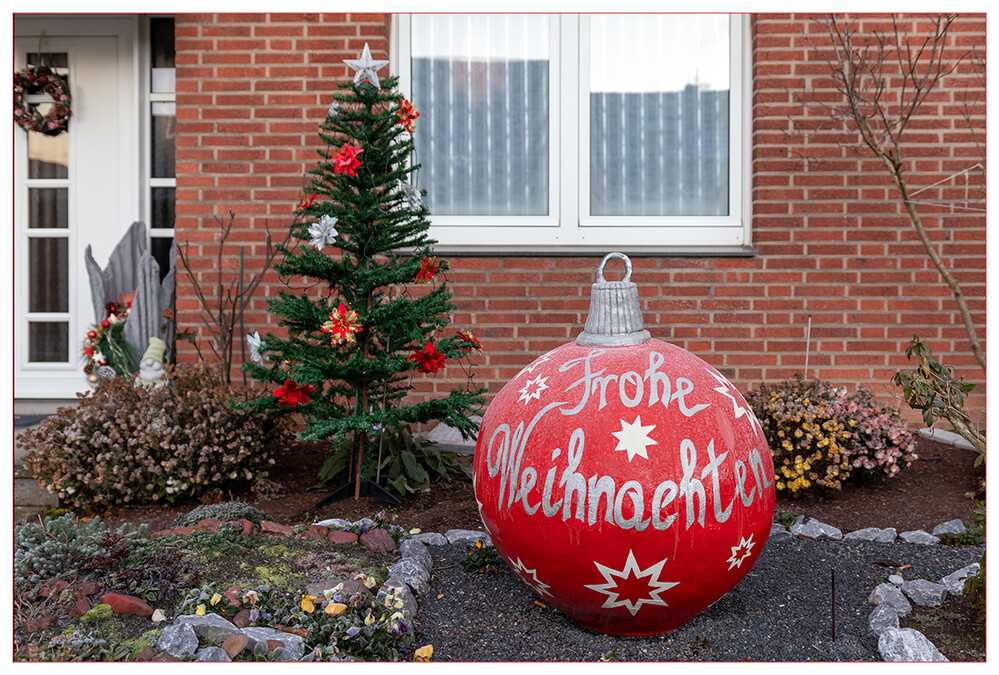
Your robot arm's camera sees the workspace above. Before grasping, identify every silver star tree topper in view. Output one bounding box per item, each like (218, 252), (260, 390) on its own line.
(308, 214), (339, 251)
(344, 43), (389, 89)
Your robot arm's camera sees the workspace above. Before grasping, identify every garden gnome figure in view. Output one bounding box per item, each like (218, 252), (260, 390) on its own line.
(137, 337), (168, 387)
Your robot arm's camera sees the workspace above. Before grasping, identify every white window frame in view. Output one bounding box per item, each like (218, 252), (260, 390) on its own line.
(140, 15), (176, 258)
(393, 13), (751, 254)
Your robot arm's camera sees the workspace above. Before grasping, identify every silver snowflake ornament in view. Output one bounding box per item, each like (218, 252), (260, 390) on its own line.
(246, 331), (269, 365)
(398, 181), (423, 210)
(308, 214), (339, 251)
(344, 43), (389, 89)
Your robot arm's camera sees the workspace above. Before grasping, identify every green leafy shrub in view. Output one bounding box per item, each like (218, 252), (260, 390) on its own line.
(461, 540), (499, 574)
(173, 501), (270, 528)
(14, 512), (151, 592)
(20, 364), (293, 510)
(747, 376), (916, 496)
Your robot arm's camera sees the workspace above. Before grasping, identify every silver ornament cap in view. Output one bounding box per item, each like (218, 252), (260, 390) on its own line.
(576, 252), (651, 347)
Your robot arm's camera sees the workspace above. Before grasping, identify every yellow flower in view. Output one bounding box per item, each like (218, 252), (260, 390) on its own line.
(325, 602), (347, 617)
(408, 528), (421, 535)
(210, 593), (222, 606)
(414, 645), (434, 661)
(242, 590), (259, 605)
(302, 595), (316, 613)
(475, 540), (483, 549)
(365, 612), (375, 626)
(195, 604), (206, 616)
(364, 576), (377, 589)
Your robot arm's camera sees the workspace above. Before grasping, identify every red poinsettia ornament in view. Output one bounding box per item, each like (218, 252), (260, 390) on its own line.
(332, 143), (364, 176)
(321, 303), (363, 345)
(273, 379), (315, 408)
(409, 341), (446, 373)
(396, 99), (420, 133)
(414, 256), (443, 284)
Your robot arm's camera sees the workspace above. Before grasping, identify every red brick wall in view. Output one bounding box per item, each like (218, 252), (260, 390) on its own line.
(174, 13), (986, 427)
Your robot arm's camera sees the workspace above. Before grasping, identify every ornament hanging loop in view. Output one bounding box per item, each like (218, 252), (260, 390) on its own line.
(596, 251), (633, 284)
(576, 252), (651, 347)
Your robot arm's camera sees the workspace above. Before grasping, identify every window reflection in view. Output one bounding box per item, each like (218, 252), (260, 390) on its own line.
(29, 189), (69, 229)
(29, 322), (69, 362)
(151, 102), (176, 178)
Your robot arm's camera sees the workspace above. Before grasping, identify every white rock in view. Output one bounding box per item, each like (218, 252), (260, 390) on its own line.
(888, 574), (904, 586)
(409, 532), (448, 546)
(399, 538), (433, 574)
(151, 608), (167, 623)
(790, 516), (842, 541)
(869, 582), (912, 617)
(195, 646), (231, 662)
(899, 530), (941, 545)
(878, 627), (947, 662)
(940, 563), (980, 596)
(768, 524), (792, 541)
(386, 558), (431, 596)
(844, 527), (896, 543)
(175, 612), (239, 643)
(156, 622), (199, 659)
(931, 519), (967, 536)
(445, 528), (493, 546)
(312, 517), (351, 529)
(868, 602), (900, 635)
(901, 579), (949, 607)
(242, 626), (304, 661)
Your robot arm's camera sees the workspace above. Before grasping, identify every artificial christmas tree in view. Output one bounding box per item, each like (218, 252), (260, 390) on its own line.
(245, 44), (485, 503)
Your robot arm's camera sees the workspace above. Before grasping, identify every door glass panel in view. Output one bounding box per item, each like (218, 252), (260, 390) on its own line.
(29, 322), (69, 362)
(151, 18), (176, 93)
(29, 238), (69, 312)
(151, 237), (174, 283)
(151, 102), (176, 178)
(151, 187), (175, 229)
(589, 15), (730, 217)
(27, 52), (68, 70)
(29, 188), (69, 229)
(28, 124), (69, 178)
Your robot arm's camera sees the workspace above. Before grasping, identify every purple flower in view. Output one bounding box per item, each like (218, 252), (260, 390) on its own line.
(332, 594), (343, 603)
(346, 626), (361, 638)
(359, 525), (369, 534)
(249, 609), (260, 622)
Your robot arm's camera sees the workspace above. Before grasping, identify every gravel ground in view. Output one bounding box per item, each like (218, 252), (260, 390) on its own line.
(412, 536), (983, 662)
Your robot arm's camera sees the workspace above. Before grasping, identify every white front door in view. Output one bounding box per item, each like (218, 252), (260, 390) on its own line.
(14, 18), (139, 398)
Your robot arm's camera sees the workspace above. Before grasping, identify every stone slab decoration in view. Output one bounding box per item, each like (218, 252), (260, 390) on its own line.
(878, 627), (947, 662)
(195, 646), (232, 662)
(869, 583), (912, 618)
(445, 528), (492, 546)
(768, 524), (792, 542)
(387, 558), (431, 597)
(844, 527), (896, 543)
(156, 622), (199, 659)
(399, 538), (433, 574)
(867, 602), (900, 635)
(175, 612), (239, 643)
(409, 532), (448, 546)
(940, 563), (980, 596)
(901, 579), (948, 607)
(931, 519), (967, 536)
(790, 516), (842, 541)
(898, 530), (941, 545)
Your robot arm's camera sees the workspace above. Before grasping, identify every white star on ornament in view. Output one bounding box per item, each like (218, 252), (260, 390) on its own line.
(611, 415), (658, 462)
(584, 550), (679, 616)
(511, 558), (553, 598)
(517, 376), (550, 404)
(308, 214), (339, 251)
(246, 331), (268, 365)
(327, 98), (341, 118)
(343, 43), (389, 88)
(707, 369), (764, 439)
(726, 534), (756, 570)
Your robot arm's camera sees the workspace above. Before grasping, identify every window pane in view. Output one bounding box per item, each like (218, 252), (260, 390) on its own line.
(27, 52), (68, 71)
(28, 125), (69, 179)
(150, 237), (174, 284)
(151, 102), (176, 178)
(29, 189), (69, 229)
(151, 17), (176, 93)
(589, 15), (730, 217)
(29, 238), (69, 312)
(29, 322), (69, 362)
(411, 14), (550, 216)
(151, 187), (175, 229)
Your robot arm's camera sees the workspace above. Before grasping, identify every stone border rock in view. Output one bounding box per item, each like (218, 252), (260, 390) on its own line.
(781, 515), (980, 662)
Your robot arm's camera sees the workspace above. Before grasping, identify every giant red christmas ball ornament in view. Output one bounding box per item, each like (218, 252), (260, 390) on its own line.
(473, 253), (775, 635)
